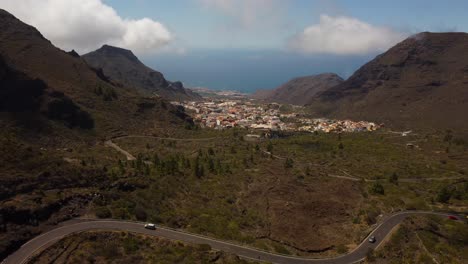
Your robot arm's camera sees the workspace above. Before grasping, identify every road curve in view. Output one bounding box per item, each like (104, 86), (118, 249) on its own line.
(3, 211), (460, 264)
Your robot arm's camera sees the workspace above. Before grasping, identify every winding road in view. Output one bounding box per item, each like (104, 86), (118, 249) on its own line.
(3, 211), (462, 264)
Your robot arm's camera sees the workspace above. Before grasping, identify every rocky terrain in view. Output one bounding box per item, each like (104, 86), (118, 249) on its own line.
(244, 173), (363, 253)
(308, 32), (468, 133)
(28, 231), (252, 264)
(373, 215), (467, 263)
(83, 45), (201, 101)
(253, 73), (343, 105)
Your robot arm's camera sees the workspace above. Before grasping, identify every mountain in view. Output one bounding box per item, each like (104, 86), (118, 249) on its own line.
(0, 9), (191, 137)
(252, 73), (343, 105)
(83, 45), (201, 101)
(0, 9), (193, 260)
(308, 32), (468, 132)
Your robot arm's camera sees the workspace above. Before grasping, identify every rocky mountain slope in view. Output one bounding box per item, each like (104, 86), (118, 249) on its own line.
(0, 9), (192, 136)
(0, 9), (192, 260)
(252, 73), (343, 105)
(308, 32), (468, 133)
(83, 45), (201, 101)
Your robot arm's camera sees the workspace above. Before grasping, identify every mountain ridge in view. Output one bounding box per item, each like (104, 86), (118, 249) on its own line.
(308, 32), (468, 133)
(0, 8), (192, 137)
(83, 45), (201, 101)
(252, 73), (344, 105)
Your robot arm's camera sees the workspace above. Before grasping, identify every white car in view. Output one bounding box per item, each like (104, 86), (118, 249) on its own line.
(368, 236), (376, 243)
(144, 223), (156, 230)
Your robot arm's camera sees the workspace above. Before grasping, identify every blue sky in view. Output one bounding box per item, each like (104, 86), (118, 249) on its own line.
(105, 0), (467, 91)
(105, 0), (468, 50)
(3, 0), (467, 92)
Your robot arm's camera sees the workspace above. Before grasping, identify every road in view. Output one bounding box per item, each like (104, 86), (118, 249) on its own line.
(3, 211), (459, 264)
(326, 174), (465, 183)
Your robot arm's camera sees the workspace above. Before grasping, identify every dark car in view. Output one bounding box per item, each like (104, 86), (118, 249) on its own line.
(368, 236), (376, 243)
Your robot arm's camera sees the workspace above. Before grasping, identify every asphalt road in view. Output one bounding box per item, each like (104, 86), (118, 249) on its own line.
(3, 211), (459, 264)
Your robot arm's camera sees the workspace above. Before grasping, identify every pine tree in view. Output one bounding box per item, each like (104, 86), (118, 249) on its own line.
(208, 157), (215, 173)
(267, 142), (273, 153)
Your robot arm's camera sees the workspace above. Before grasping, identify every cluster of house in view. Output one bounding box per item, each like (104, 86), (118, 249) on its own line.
(297, 118), (380, 133)
(172, 100), (291, 130)
(172, 100), (379, 133)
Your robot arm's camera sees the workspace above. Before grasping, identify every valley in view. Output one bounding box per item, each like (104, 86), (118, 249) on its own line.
(0, 6), (467, 264)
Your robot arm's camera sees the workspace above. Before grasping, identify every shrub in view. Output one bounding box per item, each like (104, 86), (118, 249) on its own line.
(366, 248), (375, 262)
(123, 237), (140, 254)
(95, 207), (111, 219)
(284, 158), (294, 169)
(134, 207), (147, 221)
(273, 243), (290, 255)
(369, 182), (385, 195)
(102, 86), (117, 101)
(336, 244), (348, 254)
(352, 217), (360, 224)
(197, 244), (212, 252)
(436, 186), (451, 203)
(365, 210), (379, 225)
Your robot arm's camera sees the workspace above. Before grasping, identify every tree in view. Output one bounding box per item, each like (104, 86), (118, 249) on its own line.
(144, 164), (151, 176)
(193, 157), (204, 178)
(118, 159), (126, 175)
(267, 142), (273, 153)
(338, 142), (344, 150)
(436, 186), (451, 203)
(208, 157), (215, 172)
(153, 153), (160, 166)
(388, 172), (399, 185)
(208, 147), (215, 155)
(135, 155), (144, 172)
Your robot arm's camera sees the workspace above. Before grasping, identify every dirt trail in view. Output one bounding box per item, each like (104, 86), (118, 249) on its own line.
(104, 140), (136, 161)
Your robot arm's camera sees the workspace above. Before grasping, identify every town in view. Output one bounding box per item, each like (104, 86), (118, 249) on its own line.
(172, 100), (380, 133)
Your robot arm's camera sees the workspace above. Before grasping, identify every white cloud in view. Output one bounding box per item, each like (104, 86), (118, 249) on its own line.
(0, 0), (172, 54)
(289, 15), (407, 55)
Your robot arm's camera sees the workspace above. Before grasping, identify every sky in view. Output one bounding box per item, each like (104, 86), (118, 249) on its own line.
(1, 0), (467, 92)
